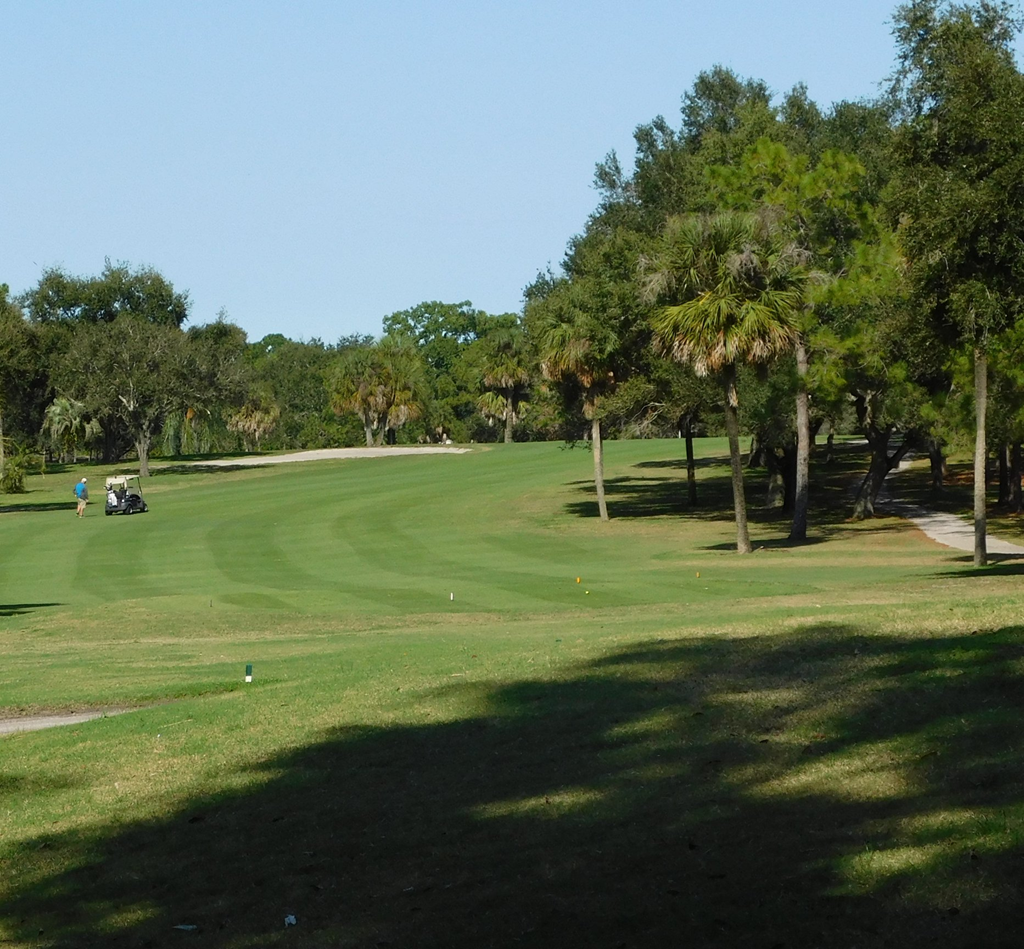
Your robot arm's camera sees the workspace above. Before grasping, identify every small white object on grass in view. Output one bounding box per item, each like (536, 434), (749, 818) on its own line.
(284, 915), (297, 927)
(450, 592), (454, 601)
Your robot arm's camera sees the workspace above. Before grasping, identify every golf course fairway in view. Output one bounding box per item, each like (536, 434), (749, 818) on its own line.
(3, 439), (1024, 948)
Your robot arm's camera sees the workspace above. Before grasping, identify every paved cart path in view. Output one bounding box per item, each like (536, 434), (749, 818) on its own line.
(0, 709), (132, 735)
(885, 457), (1024, 556)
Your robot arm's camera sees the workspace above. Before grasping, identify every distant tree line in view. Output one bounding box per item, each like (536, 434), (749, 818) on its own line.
(0, 270), (549, 485)
(2, 1), (1022, 567)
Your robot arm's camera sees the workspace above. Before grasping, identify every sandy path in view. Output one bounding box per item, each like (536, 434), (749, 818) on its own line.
(164, 446), (470, 468)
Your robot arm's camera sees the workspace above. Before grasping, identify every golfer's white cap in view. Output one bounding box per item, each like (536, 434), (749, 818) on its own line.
(82, 477), (87, 482)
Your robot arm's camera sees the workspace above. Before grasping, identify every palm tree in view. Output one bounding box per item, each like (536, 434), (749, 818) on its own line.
(328, 336), (425, 446)
(534, 278), (619, 521)
(227, 397), (280, 451)
(328, 346), (381, 447)
(644, 211), (809, 553)
(42, 397), (87, 463)
(374, 335), (425, 445)
(477, 323), (532, 443)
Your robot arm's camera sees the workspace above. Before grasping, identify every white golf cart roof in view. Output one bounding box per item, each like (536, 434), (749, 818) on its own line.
(105, 475), (142, 490)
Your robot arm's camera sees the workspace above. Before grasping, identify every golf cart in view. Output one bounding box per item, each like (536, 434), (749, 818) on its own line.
(104, 475), (148, 515)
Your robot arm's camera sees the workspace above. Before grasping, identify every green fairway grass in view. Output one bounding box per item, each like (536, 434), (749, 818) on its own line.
(3, 440), (1024, 948)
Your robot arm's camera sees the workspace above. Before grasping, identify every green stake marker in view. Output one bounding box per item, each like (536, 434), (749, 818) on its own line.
(245, 663), (253, 683)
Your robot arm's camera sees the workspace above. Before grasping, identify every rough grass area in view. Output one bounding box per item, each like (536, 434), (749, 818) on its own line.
(2, 440), (1024, 948)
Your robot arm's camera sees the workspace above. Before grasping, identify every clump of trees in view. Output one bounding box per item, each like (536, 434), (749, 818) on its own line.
(521, 0), (1024, 565)
(0, 274), (544, 490)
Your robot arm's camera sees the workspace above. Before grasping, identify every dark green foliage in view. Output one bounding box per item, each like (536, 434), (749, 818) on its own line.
(244, 335), (337, 449)
(23, 260), (190, 327)
(382, 301), (499, 441)
(887, 0), (1024, 345)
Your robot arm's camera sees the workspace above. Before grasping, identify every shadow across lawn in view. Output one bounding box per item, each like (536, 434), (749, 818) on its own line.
(933, 560), (1024, 577)
(0, 501), (77, 514)
(0, 602), (62, 618)
(6, 624), (1024, 948)
(563, 442), (929, 553)
(149, 464), (269, 477)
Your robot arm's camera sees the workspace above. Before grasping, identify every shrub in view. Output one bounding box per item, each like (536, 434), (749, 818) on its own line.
(0, 459), (26, 494)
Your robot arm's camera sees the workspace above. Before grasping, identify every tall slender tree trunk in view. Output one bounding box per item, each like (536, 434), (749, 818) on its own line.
(1011, 442), (1023, 514)
(928, 437), (946, 493)
(722, 365), (751, 554)
(684, 416), (697, 506)
(974, 347), (988, 567)
(364, 421), (374, 447)
(998, 443), (1010, 507)
(790, 337), (810, 541)
(504, 396), (514, 444)
(591, 416), (608, 522)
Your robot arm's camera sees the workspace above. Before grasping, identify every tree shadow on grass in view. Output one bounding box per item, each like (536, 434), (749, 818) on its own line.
(5, 625), (1024, 947)
(0, 602), (62, 618)
(563, 469), (873, 533)
(632, 456), (723, 472)
(149, 464), (270, 477)
(0, 501), (77, 514)
(563, 443), (925, 555)
(932, 559), (1024, 578)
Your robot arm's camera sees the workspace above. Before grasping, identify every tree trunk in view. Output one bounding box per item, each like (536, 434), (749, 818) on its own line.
(504, 398), (514, 444)
(998, 443), (1010, 508)
(684, 416), (697, 507)
(790, 337), (810, 541)
(746, 433), (763, 468)
(722, 366), (752, 553)
(974, 347), (988, 567)
(852, 426), (914, 519)
(592, 416), (608, 522)
(928, 438), (946, 493)
(825, 423), (835, 465)
(0, 407), (4, 477)
(364, 422), (374, 448)
(765, 450), (785, 509)
(1012, 442), (1022, 514)
(781, 444), (797, 514)
(136, 431), (151, 478)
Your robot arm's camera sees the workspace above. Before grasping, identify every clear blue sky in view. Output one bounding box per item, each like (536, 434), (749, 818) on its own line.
(2, 1), (905, 342)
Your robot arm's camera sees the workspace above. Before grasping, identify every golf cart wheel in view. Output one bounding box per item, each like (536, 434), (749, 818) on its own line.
(124, 505), (134, 515)
(141, 503), (148, 513)
(105, 509), (112, 516)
